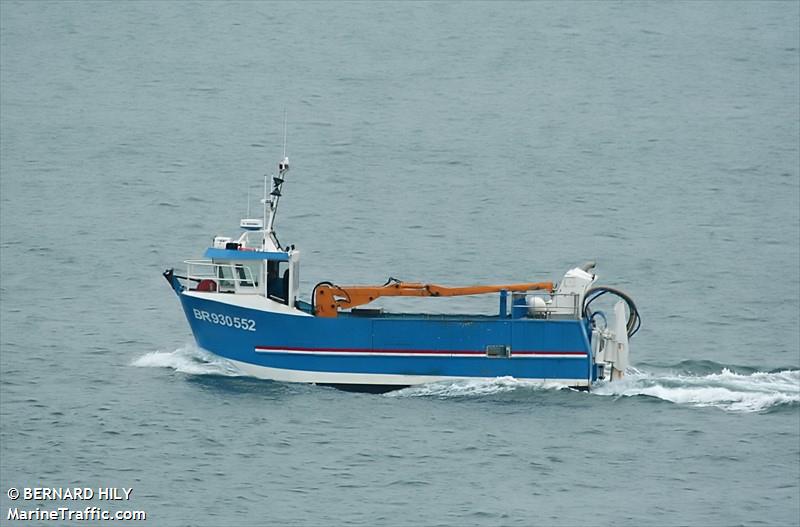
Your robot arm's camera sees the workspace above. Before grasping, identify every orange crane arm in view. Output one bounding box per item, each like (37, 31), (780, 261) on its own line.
(314, 280), (554, 317)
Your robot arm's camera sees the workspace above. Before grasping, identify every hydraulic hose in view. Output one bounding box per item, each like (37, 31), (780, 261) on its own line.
(583, 286), (641, 338)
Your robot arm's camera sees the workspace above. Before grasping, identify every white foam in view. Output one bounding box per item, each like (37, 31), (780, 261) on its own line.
(592, 368), (800, 413)
(386, 367), (799, 412)
(388, 376), (567, 398)
(132, 348), (798, 413)
(132, 344), (241, 376)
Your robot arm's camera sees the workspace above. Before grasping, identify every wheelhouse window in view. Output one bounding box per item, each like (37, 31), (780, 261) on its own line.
(235, 263), (259, 288)
(267, 260), (289, 304)
(217, 265), (235, 293)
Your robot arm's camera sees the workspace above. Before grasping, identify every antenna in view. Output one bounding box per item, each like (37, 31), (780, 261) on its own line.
(261, 174), (269, 247)
(282, 108), (288, 158)
(262, 174), (268, 225)
(259, 113), (291, 250)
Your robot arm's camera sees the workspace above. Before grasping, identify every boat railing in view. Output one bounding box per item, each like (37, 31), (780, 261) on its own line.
(514, 291), (582, 319)
(184, 259), (259, 294)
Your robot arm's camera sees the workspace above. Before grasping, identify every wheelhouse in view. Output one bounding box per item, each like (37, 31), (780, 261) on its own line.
(184, 244), (301, 308)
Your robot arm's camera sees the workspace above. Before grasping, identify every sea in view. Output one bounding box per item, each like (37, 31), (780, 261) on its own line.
(1, 2), (798, 526)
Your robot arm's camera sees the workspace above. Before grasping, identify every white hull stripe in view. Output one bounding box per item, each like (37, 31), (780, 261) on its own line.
(228, 359), (590, 387)
(254, 346), (586, 359)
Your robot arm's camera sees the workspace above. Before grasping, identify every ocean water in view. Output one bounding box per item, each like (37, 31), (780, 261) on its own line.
(1, 2), (798, 526)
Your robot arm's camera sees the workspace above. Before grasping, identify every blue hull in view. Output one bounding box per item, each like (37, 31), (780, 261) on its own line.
(176, 291), (599, 389)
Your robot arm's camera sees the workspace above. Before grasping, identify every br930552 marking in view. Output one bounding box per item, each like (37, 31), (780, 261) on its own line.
(192, 308), (256, 331)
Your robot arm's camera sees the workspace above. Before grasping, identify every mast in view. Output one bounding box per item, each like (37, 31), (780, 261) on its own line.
(261, 174), (269, 249)
(267, 155), (290, 234)
(263, 114), (290, 250)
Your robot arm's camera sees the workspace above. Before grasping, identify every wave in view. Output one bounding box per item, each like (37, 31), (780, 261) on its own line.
(388, 365), (799, 413)
(592, 367), (799, 413)
(132, 344), (241, 377)
(133, 348), (798, 413)
(634, 359), (798, 377)
(387, 376), (569, 398)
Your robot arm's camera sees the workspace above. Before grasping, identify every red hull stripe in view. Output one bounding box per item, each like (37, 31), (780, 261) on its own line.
(254, 345), (586, 356)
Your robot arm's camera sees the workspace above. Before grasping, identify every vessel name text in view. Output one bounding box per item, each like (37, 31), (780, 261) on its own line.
(193, 309), (256, 331)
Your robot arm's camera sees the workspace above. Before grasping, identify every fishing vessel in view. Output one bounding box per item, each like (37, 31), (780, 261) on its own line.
(164, 149), (640, 393)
